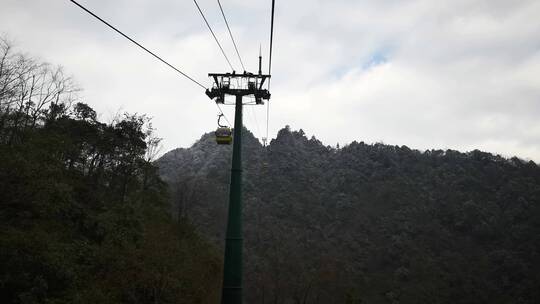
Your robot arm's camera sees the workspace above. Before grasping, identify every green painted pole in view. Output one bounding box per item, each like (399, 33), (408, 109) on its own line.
(221, 94), (243, 304)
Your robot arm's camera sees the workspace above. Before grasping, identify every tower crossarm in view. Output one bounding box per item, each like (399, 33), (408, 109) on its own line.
(206, 72), (271, 104)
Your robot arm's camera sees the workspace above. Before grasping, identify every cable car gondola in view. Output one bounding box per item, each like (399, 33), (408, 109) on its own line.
(215, 114), (232, 145)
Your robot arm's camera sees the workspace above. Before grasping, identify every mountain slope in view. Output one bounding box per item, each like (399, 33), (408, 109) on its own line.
(157, 126), (540, 304)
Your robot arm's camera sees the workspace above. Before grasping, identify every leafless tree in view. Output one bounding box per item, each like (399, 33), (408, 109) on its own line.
(0, 37), (79, 144)
(144, 119), (163, 162)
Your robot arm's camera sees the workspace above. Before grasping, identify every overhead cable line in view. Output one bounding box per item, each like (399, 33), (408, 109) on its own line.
(216, 0), (245, 71)
(265, 0), (276, 143)
(68, 0), (207, 90)
(268, 0), (276, 79)
(193, 0), (235, 71)
(68, 0), (232, 125)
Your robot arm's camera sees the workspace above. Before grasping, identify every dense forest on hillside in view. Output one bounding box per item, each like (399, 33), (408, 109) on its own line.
(158, 127), (540, 304)
(0, 40), (221, 303)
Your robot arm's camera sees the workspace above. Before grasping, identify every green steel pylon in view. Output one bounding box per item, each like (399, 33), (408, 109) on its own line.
(221, 94), (244, 303)
(205, 70), (271, 304)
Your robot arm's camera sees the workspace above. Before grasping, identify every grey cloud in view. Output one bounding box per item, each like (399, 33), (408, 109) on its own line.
(1, 0), (540, 160)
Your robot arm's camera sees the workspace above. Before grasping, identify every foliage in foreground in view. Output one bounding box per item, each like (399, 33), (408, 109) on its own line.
(0, 38), (220, 304)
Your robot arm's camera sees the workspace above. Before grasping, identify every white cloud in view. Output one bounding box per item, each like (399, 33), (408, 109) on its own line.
(1, 0), (540, 160)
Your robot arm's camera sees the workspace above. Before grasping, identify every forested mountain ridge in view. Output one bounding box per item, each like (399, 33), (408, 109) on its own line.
(158, 126), (540, 304)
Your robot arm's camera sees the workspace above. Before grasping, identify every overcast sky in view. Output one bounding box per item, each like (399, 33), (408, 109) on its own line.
(2, 0), (540, 160)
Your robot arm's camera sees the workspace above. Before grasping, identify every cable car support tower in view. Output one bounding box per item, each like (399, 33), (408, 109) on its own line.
(206, 52), (270, 302)
(66, 0), (275, 303)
